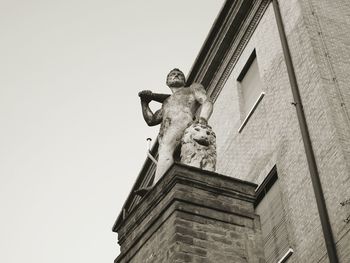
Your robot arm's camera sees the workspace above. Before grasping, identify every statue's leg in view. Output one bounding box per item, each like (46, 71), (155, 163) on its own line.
(154, 111), (193, 184)
(134, 142), (176, 197)
(154, 120), (186, 183)
(154, 143), (176, 183)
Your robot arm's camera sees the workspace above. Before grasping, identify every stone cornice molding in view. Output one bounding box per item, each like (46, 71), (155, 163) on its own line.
(115, 163), (256, 232)
(187, 0), (271, 102)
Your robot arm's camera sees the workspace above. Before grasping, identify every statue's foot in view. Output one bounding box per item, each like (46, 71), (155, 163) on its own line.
(134, 186), (153, 197)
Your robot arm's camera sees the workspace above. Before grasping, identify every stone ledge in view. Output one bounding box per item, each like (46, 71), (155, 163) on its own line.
(117, 163), (257, 237)
(115, 163), (262, 263)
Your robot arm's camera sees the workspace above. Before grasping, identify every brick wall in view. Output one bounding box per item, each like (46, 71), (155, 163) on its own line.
(297, 1), (350, 261)
(115, 164), (264, 263)
(208, 0), (350, 262)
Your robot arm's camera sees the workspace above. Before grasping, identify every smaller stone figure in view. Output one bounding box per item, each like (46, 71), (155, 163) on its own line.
(180, 122), (216, 171)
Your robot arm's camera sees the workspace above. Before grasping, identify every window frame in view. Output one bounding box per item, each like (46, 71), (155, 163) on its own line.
(237, 49), (265, 133)
(255, 166), (294, 263)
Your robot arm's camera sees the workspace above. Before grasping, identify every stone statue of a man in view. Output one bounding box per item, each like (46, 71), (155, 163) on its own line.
(138, 68), (213, 185)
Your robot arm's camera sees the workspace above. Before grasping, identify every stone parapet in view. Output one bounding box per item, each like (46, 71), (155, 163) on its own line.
(115, 163), (264, 263)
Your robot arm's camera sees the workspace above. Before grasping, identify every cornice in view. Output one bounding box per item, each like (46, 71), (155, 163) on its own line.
(187, 0), (271, 102)
(209, 0), (271, 102)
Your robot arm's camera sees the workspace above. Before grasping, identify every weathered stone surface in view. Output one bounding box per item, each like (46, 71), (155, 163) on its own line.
(115, 163), (264, 263)
(139, 69), (213, 184)
(180, 122), (216, 171)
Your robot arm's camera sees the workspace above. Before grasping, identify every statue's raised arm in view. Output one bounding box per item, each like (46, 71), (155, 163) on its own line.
(138, 90), (164, 126)
(138, 90), (170, 104)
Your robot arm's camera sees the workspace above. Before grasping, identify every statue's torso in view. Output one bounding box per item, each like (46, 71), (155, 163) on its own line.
(158, 86), (199, 142)
(162, 87), (198, 121)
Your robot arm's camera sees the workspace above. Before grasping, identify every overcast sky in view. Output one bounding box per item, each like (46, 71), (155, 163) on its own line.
(0, 1), (225, 262)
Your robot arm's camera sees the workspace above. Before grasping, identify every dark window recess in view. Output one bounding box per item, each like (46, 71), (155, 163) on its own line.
(255, 166), (292, 263)
(255, 166), (278, 207)
(237, 49), (257, 81)
(237, 49), (265, 128)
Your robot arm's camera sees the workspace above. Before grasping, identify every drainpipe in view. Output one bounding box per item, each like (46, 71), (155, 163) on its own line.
(272, 0), (339, 262)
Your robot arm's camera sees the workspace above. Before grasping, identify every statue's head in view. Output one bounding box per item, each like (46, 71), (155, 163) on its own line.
(166, 68), (186, 88)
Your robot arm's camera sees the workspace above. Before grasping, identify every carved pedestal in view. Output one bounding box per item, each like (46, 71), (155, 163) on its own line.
(115, 163), (265, 263)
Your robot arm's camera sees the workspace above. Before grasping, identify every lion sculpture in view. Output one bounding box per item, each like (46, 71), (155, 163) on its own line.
(180, 122), (217, 171)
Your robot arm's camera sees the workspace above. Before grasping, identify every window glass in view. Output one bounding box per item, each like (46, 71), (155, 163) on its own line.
(240, 58), (264, 117)
(255, 170), (291, 262)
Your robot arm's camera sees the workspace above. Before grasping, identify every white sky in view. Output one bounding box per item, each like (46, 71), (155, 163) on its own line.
(0, 1), (225, 262)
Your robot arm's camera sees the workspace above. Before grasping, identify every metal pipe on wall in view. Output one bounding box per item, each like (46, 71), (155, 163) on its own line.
(271, 0), (339, 262)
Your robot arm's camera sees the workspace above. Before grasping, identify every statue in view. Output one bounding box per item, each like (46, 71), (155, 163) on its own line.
(180, 122), (216, 171)
(137, 68), (213, 191)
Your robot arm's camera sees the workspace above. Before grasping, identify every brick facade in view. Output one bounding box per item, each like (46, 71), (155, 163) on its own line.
(115, 164), (264, 263)
(206, 0), (350, 262)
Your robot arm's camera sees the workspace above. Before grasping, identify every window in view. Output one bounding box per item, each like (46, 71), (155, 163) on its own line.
(237, 50), (265, 132)
(255, 167), (292, 263)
